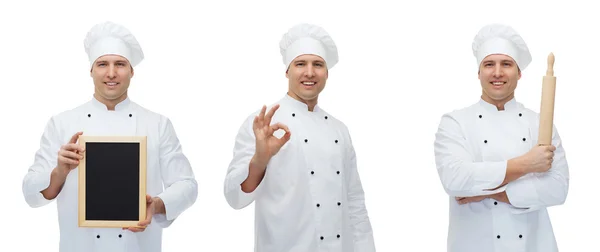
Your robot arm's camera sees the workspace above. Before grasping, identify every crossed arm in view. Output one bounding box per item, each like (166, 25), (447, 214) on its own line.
(434, 114), (569, 211)
(455, 158), (528, 205)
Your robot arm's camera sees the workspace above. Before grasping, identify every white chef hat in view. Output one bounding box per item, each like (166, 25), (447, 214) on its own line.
(472, 23), (531, 71)
(83, 21), (144, 69)
(279, 23), (338, 70)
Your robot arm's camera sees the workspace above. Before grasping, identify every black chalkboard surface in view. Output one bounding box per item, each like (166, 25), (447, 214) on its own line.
(78, 136), (147, 228)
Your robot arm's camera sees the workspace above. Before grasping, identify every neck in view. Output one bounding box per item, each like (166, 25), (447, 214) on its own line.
(481, 92), (514, 111)
(287, 91), (318, 112)
(94, 92), (128, 111)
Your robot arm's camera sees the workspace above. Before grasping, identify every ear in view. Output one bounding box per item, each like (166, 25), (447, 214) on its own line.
(285, 69), (289, 79)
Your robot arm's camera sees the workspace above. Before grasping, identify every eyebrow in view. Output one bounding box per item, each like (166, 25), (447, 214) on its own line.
(293, 60), (325, 64)
(483, 60), (515, 64)
(95, 60), (128, 64)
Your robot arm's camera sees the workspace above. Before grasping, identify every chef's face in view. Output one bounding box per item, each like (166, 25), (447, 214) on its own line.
(90, 55), (134, 103)
(478, 54), (521, 106)
(286, 54), (328, 105)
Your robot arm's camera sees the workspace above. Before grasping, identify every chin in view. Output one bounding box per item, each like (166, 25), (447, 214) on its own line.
(102, 93), (125, 100)
(300, 94), (318, 101)
(491, 95), (511, 101)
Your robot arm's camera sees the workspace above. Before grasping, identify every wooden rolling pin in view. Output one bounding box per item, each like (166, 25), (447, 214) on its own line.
(538, 53), (556, 145)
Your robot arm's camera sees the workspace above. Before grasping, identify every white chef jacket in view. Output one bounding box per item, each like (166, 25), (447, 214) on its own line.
(224, 94), (375, 252)
(434, 98), (569, 252)
(22, 97), (198, 252)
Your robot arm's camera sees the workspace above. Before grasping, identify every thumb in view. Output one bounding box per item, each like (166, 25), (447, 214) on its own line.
(280, 131), (291, 144)
(274, 132), (291, 149)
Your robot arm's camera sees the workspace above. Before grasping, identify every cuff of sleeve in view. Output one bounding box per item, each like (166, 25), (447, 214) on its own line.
(474, 160), (507, 192)
(25, 170), (54, 207)
(156, 191), (177, 221)
(506, 175), (540, 213)
(157, 181), (196, 222)
(225, 164), (257, 209)
(152, 213), (173, 228)
(34, 169), (52, 192)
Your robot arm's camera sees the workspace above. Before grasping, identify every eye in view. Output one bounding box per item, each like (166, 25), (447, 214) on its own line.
(296, 62), (305, 66)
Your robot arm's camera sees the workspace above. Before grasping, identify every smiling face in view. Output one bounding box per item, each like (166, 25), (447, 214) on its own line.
(90, 54), (134, 107)
(285, 54), (329, 110)
(478, 54), (521, 109)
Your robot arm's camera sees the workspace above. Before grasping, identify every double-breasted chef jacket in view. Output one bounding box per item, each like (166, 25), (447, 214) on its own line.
(224, 94), (376, 252)
(434, 98), (569, 252)
(23, 97), (198, 252)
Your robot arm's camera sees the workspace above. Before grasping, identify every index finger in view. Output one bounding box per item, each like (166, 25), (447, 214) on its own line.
(264, 104), (280, 126)
(69, 131), (83, 144)
(62, 143), (85, 152)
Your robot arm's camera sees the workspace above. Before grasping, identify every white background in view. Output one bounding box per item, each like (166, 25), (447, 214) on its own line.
(0, 0), (597, 251)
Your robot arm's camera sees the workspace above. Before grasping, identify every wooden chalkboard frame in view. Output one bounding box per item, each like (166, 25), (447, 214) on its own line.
(78, 136), (147, 228)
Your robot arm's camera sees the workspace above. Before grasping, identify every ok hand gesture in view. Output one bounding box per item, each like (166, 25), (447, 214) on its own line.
(252, 104), (291, 167)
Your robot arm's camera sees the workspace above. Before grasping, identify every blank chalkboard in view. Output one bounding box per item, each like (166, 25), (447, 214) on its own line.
(78, 136), (147, 228)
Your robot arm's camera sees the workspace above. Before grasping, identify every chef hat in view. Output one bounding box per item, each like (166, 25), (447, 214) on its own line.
(83, 21), (144, 69)
(279, 23), (338, 70)
(472, 23), (531, 71)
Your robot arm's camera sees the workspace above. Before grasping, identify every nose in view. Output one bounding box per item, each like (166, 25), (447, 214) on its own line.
(493, 65), (503, 78)
(107, 63), (116, 79)
(305, 65), (315, 78)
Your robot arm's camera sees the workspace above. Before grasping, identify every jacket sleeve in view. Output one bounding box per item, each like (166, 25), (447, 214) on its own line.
(22, 117), (60, 208)
(155, 118), (198, 228)
(223, 114), (261, 210)
(434, 113), (508, 197)
(345, 130), (376, 252)
(505, 124), (569, 214)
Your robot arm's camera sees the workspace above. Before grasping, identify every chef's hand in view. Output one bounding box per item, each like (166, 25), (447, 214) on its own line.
(124, 195), (155, 232)
(252, 104), (291, 168)
(455, 195), (487, 205)
(456, 192), (511, 205)
(490, 191), (510, 204)
(520, 144), (556, 173)
(57, 131), (85, 174)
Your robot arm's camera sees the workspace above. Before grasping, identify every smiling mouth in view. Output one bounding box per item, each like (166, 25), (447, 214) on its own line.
(105, 82), (119, 87)
(491, 81), (506, 86)
(301, 81), (316, 86)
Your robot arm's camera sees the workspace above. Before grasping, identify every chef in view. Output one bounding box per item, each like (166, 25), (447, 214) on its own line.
(223, 23), (376, 251)
(433, 23), (569, 252)
(22, 21), (198, 252)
